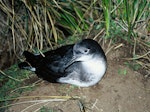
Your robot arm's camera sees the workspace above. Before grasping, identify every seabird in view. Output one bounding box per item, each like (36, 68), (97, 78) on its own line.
(18, 39), (107, 87)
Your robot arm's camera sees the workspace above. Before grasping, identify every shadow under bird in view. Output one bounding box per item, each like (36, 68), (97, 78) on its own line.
(18, 39), (107, 87)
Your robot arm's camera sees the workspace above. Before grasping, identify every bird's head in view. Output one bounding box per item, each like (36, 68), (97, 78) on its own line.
(66, 39), (106, 67)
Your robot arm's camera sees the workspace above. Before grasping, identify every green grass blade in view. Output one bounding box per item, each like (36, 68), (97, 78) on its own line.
(102, 0), (111, 37)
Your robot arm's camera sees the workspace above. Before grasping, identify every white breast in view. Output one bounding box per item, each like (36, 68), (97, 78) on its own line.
(81, 57), (106, 81)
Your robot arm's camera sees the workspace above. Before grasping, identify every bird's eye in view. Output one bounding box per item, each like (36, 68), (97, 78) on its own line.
(84, 50), (88, 52)
(84, 49), (89, 53)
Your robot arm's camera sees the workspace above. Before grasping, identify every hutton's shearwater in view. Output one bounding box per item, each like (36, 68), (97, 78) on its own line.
(18, 39), (107, 87)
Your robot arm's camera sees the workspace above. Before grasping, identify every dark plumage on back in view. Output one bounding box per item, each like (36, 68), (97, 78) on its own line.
(19, 44), (73, 82)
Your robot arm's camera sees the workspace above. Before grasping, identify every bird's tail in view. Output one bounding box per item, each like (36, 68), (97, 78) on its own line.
(18, 51), (42, 71)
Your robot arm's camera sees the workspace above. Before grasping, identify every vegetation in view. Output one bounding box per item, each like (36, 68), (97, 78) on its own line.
(0, 64), (35, 111)
(0, 0), (149, 52)
(0, 0), (149, 111)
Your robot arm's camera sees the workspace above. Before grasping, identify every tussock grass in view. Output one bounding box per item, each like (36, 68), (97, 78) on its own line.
(0, 0), (149, 53)
(0, 0), (95, 55)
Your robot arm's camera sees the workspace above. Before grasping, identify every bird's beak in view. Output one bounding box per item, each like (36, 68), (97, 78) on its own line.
(65, 56), (78, 68)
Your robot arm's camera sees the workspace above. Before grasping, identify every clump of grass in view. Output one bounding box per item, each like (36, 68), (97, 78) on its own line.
(112, 0), (149, 40)
(0, 64), (38, 111)
(0, 0), (148, 60)
(107, 0), (149, 75)
(0, 0), (95, 56)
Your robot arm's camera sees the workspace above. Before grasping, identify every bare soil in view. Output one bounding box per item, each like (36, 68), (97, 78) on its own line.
(8, 45), (150, 112)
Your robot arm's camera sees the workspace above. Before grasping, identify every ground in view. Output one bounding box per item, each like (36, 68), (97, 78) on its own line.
(8, 44), (150, 112)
